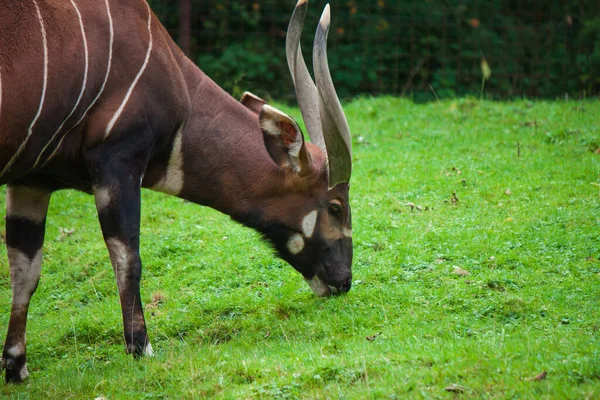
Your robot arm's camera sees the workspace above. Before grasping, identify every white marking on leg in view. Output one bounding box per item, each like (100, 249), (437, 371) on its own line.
(34, 0), (89, 168)
(8, 248), (43, 306)
(6, 186), (50, 223)
(0, 0), (48, 177)
(144, 342), (154, 356)
(287, 234), (305, 255)
(342, 227), (352, 238)
(6, 344), (25, 358)
(105, 239), (130, 283)
(304, 275), (331, 297)
(44, 0), (114, 164)
(104, 2), (153, 138)
(19, 364), (30, 381)
(151, 124), (185, 195)
(94, 186), (113, 211)
(302, 210), (318, 238)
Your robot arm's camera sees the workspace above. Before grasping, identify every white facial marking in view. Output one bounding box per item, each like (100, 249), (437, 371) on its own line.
(151, 125), (184, 195)
(105, 239), (130, 282)
(343, 227), (352, 238)
(144, 342), (154, 356)
(287, 234), (305, 255)
(0, 0), (48, 177)
(34, 0), (89, 168)
(45, 0), (114, 164)
(8, 248), (43, 306)
(304, 276), (331, 297)
(105, 1), (153, 138)
(302, 210), (318, 238)
(6, 186), (50, 223)
(7, 344), (25, 358)
(94, 186), (112, 211)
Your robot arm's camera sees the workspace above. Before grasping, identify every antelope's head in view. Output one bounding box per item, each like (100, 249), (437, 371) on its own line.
(241, 1), (353, 297)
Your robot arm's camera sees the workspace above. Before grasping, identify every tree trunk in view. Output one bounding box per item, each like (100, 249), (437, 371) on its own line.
(179, 0), (191, 56)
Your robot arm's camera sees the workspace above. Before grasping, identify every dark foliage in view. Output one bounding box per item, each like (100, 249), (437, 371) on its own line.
(149, 0), (600, 101)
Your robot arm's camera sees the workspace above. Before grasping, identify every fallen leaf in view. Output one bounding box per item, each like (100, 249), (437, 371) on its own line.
(525, 371), (548, 381)
(505, 189), (512, 195)
(366, 332), (382, 341)
(451, 192), (459, 205)
(405, 202), (416, 210)
(453, 266), (470, 276)
(445, 384), (466, 393)
(56, 227), (76, 241)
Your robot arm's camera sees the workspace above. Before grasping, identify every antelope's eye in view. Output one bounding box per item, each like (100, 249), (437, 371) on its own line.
(328, 202), (341, 217)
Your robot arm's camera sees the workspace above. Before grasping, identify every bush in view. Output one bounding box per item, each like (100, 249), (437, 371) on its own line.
(149, 0), (600, 101)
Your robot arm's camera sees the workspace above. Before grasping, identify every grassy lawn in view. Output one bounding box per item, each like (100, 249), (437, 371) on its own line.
(1, 98), (599, 398)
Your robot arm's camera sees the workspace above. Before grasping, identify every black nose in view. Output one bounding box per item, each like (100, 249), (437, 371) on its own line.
(339, 277), (352, 293)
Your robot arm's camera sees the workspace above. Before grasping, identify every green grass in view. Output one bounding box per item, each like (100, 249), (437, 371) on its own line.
(1, 98), (600, 399)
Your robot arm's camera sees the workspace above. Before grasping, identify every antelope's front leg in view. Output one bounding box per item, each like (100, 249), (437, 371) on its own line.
(93, 177), (153, 357)
(2, 186), (51, 383)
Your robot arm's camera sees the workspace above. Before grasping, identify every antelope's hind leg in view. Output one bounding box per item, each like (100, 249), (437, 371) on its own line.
(1, 186), (51, 383)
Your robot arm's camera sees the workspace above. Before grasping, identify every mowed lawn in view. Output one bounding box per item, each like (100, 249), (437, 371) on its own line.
(1, 98), (599, 399)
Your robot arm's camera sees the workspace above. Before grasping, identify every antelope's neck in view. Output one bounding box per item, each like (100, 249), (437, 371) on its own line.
(154, 57), (281, 218)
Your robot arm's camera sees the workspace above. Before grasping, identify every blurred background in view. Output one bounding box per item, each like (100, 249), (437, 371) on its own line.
(148, 0), (600, 102)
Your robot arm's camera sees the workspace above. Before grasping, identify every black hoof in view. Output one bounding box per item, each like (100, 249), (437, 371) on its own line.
(2, 355), (28, 384)
(125, 332), (150, 358)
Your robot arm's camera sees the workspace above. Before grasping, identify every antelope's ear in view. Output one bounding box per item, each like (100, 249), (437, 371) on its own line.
(260, 105), (311, 174)
(240, 92), (267, 116)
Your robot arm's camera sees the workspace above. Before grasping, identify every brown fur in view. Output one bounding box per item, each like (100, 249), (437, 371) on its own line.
(0, 0), (352, 383)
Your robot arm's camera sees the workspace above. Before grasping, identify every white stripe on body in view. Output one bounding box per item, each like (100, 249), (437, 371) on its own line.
(34, 0), (89, 168)
(104, 1), (153, 138)
(44, 0), (115, 164)
(0, 0), (48, 177)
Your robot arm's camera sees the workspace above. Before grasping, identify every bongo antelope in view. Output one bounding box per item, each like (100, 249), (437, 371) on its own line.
(0, 0), (353, 383)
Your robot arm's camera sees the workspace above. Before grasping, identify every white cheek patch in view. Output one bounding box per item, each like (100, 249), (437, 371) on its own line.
(302, 210), (317, 238)
(343, 228), (352, 238)
(287, 234), (304, 255)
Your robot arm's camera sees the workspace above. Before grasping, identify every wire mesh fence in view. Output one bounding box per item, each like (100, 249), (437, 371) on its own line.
(149, 0), (600, 101)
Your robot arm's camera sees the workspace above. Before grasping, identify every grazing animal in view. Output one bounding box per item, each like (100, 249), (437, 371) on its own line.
(0, 0), (353, 383)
